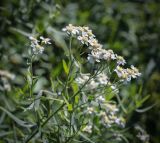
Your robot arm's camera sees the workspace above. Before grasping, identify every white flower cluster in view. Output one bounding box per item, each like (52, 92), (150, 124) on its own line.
(84, 103), (125, 131)
(29, 36), (51, 55)
(100, 103), (125, 128)
(75, 72), (110, 90)
(62, 24), (141, 82)
(62, 24), (127, 64)
(114, 65), (141, 82)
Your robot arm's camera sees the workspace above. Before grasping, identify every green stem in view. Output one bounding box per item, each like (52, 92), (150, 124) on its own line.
(24, 103), (65, 143)
(69, 36), (72, 61)
(70, 65), (102, 99)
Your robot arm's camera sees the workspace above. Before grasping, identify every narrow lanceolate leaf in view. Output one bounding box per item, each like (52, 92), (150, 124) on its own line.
(136, 104), (156, 113)
(79, 132), (95, 143)
(0, 131), (13, 137)
(62, 60), (69, 75)
(0, 106), (34, 128)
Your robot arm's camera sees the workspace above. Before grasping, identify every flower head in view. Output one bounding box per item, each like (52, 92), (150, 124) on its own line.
(83, 125), (92, 133)
(116, 55), (126, 65)
(29, 35), (51, 55)
(31, 43), (44, 55)
(40, 36), (51, 44)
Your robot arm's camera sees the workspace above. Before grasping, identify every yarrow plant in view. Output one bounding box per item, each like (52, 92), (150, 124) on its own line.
(0, 24), (148, 143)
(22, 24), (143, 143)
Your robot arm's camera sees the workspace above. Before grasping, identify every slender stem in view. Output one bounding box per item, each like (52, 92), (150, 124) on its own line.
(24, 103), (65, 143)
(69, 36), (72, 61)
(24, 68), (101, 142)
(70, 65), (102, 99)
(29, 55), (33, 98)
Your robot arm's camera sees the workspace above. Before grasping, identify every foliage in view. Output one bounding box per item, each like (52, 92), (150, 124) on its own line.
(0, 0), (160, 143)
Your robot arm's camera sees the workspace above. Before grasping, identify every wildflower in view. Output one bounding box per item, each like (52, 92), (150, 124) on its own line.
(114, 66), (126, 78)
(83, 125), (92, 133)
(88, 38), (101, 49)
(87, 48), (103, 63)
(114, 117), (125, 128)
(114, 65), (141, 82)
(130, 65), (141, 77)
(29, 36), (39, 44)
(114, 66), (131, 82)
(87, 79), (99, 89)
(96, 73), (109, 85)
(116, 55), (126, 65)
(29, 36), (51, 55)
(77, 35), (89, 46)
(96, 95), (105, 102)
(88, 49), (117, 63)
(75, 74), (90, 85)
(105, 103), (119, 114)
(62, 24), (79, 35)
(40, 36), (51, 44)
(31, 43), (45, 55)
(102, 50), (116, 61)
(87, 107), (94, 114)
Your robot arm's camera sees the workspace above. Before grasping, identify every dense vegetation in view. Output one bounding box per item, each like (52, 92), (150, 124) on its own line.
(0, 0), (160, 143)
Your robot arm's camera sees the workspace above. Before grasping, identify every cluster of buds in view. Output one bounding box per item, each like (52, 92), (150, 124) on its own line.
(114, 65), (141, 82)
(29, 36), (51, 55)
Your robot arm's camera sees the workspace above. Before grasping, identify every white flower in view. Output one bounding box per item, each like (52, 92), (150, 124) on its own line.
(87, 79), (99, 90)
(29, 36), (39, 44)
(77, 36), (89, 45)
(102, 50), (116, 60)
(31, 43), (44, 55)
(83, 125), (92, 133)
(105, 103), (119, 114)
(130, 65), (141, 77)
(62, 24), (79, 35)
(96, 95), (105, 102)
(111, 85), (119, 94)
(90, 48), (103, 61)
(75, 74), (90, 85)
(114, 66), (125, 78)
(40, 36), (51, 44)
(116, 55), (126, 65)
(87, 107), (94, 114)
(96, 73), (109, 85)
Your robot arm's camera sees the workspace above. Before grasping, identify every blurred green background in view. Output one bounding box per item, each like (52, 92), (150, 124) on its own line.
(0, 0), (160, 142)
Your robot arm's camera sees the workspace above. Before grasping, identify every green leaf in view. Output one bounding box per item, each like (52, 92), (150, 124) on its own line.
(71, 82), (79, 94)
(75, 95), (79, 104)
(0, 131), (13, 138)
(136, 104), (156, 113)
(62, 60), (69, 75)
(0, 106), (34, 128)
(79, 132), (95, 143)
(67, 104), (73, 111)
(136, 95), (150, 107)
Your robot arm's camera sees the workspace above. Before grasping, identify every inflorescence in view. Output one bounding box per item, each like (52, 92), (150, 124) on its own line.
(29, 36), (51, 55)
(62, 24), (141, 82)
